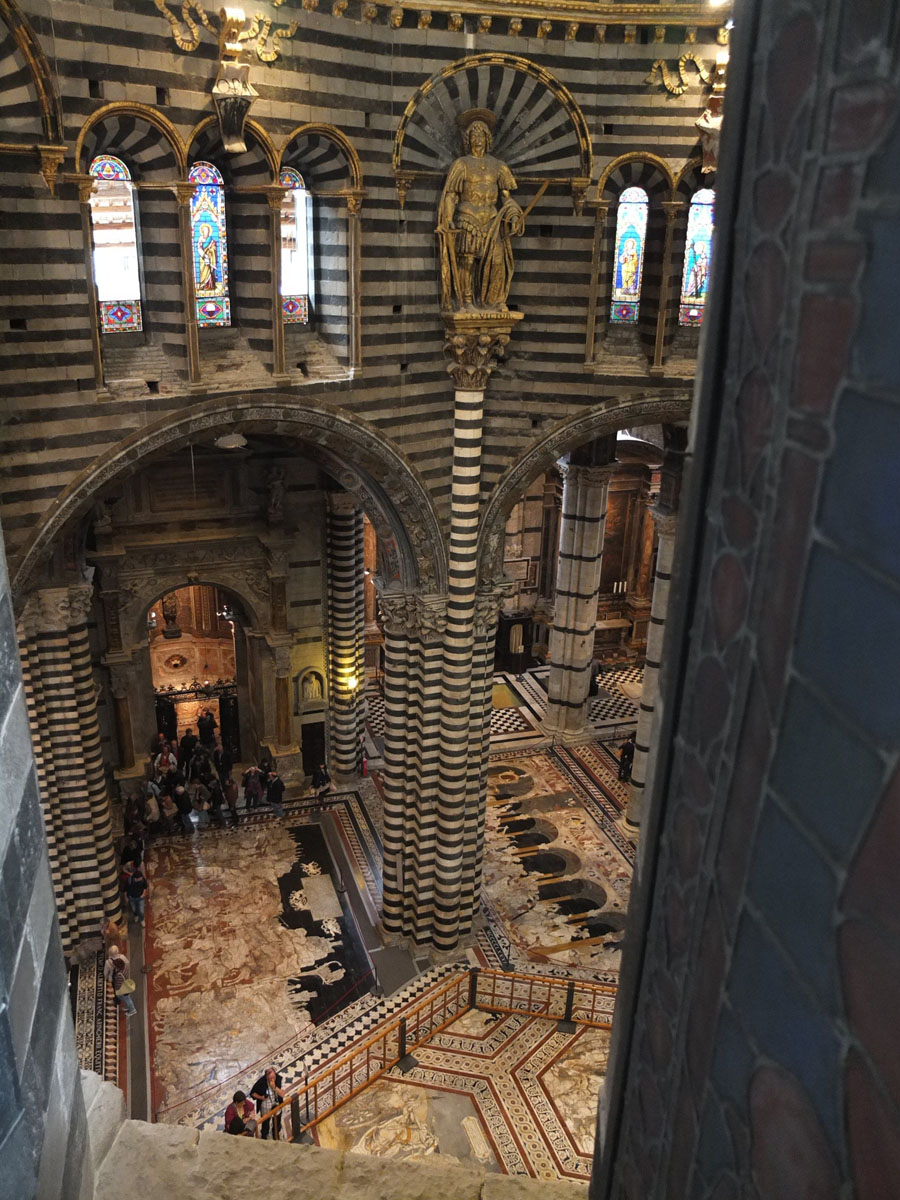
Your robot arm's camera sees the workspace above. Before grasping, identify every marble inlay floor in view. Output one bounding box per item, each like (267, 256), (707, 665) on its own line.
(314, 1008), (610, 1180)
(476, 745), (635, 982)
(146, 814), (374, 1121)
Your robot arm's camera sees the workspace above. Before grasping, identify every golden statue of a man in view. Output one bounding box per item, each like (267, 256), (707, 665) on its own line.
(437, 109), (525, 313)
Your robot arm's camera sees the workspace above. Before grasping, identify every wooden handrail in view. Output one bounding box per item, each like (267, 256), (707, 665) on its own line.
(241, 966), (616, 1140)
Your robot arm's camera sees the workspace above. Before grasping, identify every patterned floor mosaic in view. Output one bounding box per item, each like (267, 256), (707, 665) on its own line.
(366, 665), (640, 757)
(71, 950), (119, 1085)
(314, 1008), (610, 1181)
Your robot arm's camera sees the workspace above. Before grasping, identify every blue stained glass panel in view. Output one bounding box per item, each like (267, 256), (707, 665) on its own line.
(189, 161), (231, 327)
(610, 186), (648, 324)
(679, 188), (715, 326)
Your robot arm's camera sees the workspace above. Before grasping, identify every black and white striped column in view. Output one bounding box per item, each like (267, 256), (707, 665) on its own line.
(327, 493), (367, 781)
(626, 509), (679, 827)
(543, 463), (614, 742)
(377, 590), (446, 941)
(18, 585), (121, 953)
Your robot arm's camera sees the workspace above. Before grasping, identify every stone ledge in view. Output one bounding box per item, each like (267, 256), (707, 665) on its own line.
(94, 1114), (590, 1200)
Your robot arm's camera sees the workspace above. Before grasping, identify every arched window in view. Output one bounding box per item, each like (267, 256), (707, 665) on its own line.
(610, 186), (649, 324)
(88, 155), (142, 333)
(678, 188), (715, 326)
(189, 161), (230, 327)
(279, 167), (312, 324)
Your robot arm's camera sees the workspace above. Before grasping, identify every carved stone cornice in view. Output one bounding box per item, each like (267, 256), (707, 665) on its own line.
(442, 312), (524, 391)
(376, 589), (448, 642)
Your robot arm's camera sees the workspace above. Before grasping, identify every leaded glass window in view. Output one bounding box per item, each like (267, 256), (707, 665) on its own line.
(678, 188), (715, 326)
(89, 154), (142, 333)
(609, 186), (648, 324)
(279, 167), (311, 324)
(189, 161), (231, 328)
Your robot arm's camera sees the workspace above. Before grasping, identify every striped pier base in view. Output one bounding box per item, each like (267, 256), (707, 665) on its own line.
(17, 586), (121, 953)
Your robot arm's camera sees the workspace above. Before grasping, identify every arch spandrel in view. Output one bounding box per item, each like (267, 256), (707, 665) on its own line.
(10, 397), (448, 604)
(477, 394), (692, 583)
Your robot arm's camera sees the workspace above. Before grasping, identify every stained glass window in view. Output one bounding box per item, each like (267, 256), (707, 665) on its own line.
(678, 188), (715, 326)
(89, 154), (142, 333)
(279, 167), (311, 325)
(609, 186), (648, 324)
(189, 161), (231, 327)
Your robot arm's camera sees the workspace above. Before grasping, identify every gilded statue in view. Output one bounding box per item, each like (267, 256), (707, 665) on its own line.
(437, 110), (525, 313)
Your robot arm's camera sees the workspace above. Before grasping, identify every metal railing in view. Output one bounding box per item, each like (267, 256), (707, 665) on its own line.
(242, 966), (614, 1142)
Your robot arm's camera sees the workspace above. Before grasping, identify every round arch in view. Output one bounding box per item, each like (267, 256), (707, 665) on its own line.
(11, 396), (448, 601)
(186, 114), (278, 180)
(75, 102), (186, 175)
(279, 123), (363, 192)
(477, 393), (692, 582)
(127, 577), (262, 649)
(598, 152), (676, 200)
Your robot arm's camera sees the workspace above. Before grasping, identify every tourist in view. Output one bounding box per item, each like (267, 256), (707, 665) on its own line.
(250, 1067), (284, 1139)
(173, 785), (193, 835)
(126, 865), (148, 926)
(267, 770), (285, 819)
(179, 726), (198, 764)
(224, 774), (239, 826)
(224, 1091), (257, 1136)
(197, 707), (217, 749)
(242, 765), (263, 810)
(110, 955), (137, 1018)
(311, 762), (331, 802)
(618, 732), (636, 782)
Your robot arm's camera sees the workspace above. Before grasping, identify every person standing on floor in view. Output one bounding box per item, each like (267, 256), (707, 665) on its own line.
(267, 770), (285, 819)
(618, 731), (636, 782)
(224, 774), (239, 826)
(197, 707), (217, 749)
(108, 953), (137, 1018)
(250, 1067), (284, 1139)
(311, 762), (331, 802)
(126, 864), (149, 926)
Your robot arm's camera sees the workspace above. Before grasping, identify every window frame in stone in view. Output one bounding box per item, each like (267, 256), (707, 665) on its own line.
(88, 154), (144, 334)
(609, 185), (649, 325)
(188, 160), (232, 328)
(279, 166), (312, 325)
(678, 188), (715, 327)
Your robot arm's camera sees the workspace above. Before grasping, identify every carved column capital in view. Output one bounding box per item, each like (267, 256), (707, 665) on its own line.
(345, 189), (364, 216)
(376, 588), (448, 642)
(650, 506), (679, 540)
(22, 582), (94, 633)
(70, 172), (95, 204)
(442, 312), (524, 391)
(326, 490), (360, 518)
(559, 462), (616, 489)
(474, 585), (511, 633)
(104, 657), (136, 699)
(270, 641), (292, 676)
(173, 181), (197, 205)
(264, 184), (287, 212)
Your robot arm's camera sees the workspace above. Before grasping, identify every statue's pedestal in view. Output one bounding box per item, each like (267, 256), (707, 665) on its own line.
(441, 309), (524, 390)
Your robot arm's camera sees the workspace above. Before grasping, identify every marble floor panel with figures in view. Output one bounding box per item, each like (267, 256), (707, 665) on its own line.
(146, 804), (376, 1123)
(474, 743), (636, 982)
(313, 1008), (610, 1181)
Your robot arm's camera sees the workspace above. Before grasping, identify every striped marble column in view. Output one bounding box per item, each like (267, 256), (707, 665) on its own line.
(432, 322), (516, 951)
(543, 462), (614, 742)
(17, 585), (121, 952)
(377, 590), (447, 941)
(327, 492), (367, 781)
(626, 509), (679, 827)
